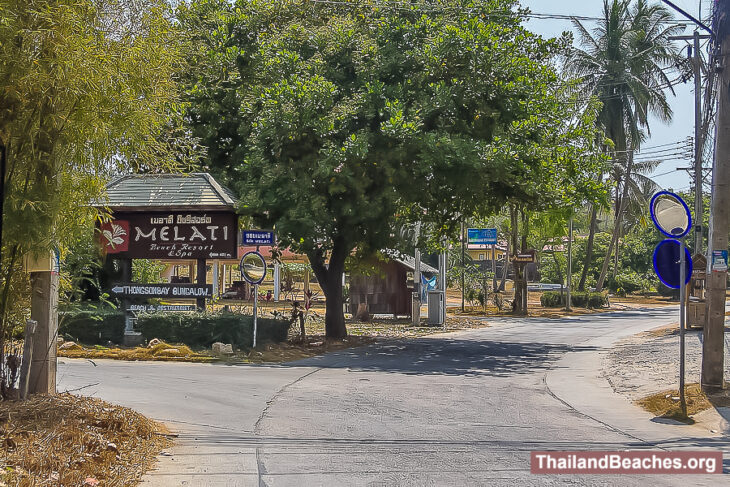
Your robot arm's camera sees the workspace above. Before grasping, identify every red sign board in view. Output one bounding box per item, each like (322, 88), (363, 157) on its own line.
(100, 211), (238, 260)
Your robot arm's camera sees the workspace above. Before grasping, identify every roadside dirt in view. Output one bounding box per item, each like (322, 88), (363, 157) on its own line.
(0, 394), (171, 486)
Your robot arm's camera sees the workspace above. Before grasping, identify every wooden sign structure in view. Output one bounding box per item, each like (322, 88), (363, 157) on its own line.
(96, 173), (239, 344)
(511, 250), (536, 263)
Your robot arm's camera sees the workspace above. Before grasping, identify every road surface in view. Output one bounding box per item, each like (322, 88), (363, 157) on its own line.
(57, 308), (728, 485)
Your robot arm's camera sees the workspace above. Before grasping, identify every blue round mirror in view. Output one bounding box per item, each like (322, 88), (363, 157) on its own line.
(650, 191), (692, 238)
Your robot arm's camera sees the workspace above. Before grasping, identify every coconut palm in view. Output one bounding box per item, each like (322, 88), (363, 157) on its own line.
(568, 0), (682, 291)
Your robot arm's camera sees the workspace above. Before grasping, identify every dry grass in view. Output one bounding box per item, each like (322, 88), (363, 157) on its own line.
(0, 394), (171, 486)
(303, 314), (488, 339)
(636, 383), (730, 423)
(227, 336), (375, 364)
(58, 342), (214, 363)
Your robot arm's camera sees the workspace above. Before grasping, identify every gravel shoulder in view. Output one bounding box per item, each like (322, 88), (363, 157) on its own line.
(603, 325), (730, 402)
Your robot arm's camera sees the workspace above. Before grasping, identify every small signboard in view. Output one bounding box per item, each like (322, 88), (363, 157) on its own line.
(242, 230), (276, 246)
(511, 251), (536, 263)
(711, 250), (728, 273)
(128, 304), (197, 313)
(110, 283), (213, 298)
(467, 228), (497, 245)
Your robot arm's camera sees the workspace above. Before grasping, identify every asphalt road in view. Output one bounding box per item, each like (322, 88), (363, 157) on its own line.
(57, 308), (729, 486)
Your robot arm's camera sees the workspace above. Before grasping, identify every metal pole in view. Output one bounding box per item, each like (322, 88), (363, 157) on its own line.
(694, 30), (704, 253)
(461, 221), (465, 312)
(253, 283), (258, 348)
(566, 216), (573, 311)
(439, 242), (447, 329)
(679, 237), (687, 416)
(491, 243), (496, 293)
(413, 222), (421, 326)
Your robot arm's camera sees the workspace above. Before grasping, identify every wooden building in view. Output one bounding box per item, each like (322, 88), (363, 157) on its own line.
(348, 255), (438, 317)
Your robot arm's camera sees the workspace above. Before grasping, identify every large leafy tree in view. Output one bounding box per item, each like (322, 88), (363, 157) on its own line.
(181, 0), (605, 335)
(0, 0), (188, 353)
(568, 0), (682, 291)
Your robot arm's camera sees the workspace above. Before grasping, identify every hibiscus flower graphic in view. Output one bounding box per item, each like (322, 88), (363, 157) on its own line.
(102, 223), (127, 249)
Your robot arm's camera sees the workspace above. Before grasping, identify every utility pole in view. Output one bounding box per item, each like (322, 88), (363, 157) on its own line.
(703, 0), (727, 392)
(694, 30), (704, 253)
(668, 31), (711, 252)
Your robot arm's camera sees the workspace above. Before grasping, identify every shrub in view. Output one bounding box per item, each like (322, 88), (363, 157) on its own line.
(657, 282), (680, 299)
(608, 272), (653, 294)
(59, 306), (126, 345)
(540, 291), (609, 309)
(136, 312), (291, 349)
(540, 291), (563, 307)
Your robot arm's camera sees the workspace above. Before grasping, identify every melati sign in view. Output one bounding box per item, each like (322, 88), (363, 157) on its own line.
(100, 211), (237, 260)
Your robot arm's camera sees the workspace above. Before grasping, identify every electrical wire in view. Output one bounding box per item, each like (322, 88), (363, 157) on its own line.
(306, 0), (690, 25)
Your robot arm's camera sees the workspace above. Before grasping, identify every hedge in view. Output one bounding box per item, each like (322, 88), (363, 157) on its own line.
(59, 307), (126, 345)
(136, 312), (291, 349)
(540, 291), (609, 309)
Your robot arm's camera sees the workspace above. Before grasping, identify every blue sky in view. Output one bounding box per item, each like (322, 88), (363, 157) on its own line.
(520, 0), (711, 192)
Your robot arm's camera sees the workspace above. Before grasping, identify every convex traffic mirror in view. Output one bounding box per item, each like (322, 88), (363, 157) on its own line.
(240, 251), (267, 284)
(650, 191), (692, 238)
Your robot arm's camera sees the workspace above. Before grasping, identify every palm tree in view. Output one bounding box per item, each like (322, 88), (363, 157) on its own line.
(568, 0), (682, 291)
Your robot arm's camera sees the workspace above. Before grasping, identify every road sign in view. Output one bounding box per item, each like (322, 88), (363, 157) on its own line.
(652, 240), (692, 289)
(242, 230), (275, 246)
(467, 228), (497, 245)
(110, 283), (213, 298)
(128, 304), (197, 313)
(511, 251), (535, 263)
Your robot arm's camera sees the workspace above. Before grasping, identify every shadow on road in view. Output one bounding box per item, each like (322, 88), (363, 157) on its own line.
(272, 338), (599, 377)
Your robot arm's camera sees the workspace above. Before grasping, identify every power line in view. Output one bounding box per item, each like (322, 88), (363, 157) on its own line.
(306, 0), (691, 25)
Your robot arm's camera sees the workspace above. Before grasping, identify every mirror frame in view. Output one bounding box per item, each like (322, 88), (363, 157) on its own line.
(649, 190), (692, 239)
(240, 251), (267, 285)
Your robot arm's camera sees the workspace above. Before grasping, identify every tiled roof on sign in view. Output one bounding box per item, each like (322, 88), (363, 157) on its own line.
(102, 173), (237, 210)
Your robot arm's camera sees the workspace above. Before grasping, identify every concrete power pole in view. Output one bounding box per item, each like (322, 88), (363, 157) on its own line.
(702, 0), (728, 391)
(694, 30), (704, 253)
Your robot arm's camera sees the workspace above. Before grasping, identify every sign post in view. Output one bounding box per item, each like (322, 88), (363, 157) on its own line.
(650, 191), (693, 417)
(468, 228), (498, 299)
(241, 251), (267, 348)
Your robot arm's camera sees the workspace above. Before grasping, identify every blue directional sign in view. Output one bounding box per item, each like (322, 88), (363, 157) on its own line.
(467, 228), (497, 245)
(242, 230), (275, 246)
(653, 239), (692, 289)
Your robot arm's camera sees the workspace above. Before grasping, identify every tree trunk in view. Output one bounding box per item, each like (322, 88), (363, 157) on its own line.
(578, 204), (598, 291)
(596, 150), (634, 292)
(307, 242), (348, 339)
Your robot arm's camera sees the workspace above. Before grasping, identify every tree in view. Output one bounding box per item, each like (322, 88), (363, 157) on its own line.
(0, 0), (188, 371)
(568, 0), (682, 292)
(181, 0), (606, 335)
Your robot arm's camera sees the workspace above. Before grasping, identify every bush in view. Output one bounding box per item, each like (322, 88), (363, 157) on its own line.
(540, 291), (609, 309)
(540, 291), (563, 307)
(136, 312), (291, 349)
(59, 306), (126, 345)
(607, 272), (653, 294)
(657, 282), (680, 299)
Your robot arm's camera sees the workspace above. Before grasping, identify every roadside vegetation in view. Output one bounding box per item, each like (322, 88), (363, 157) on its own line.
(0, 0), (706, 480)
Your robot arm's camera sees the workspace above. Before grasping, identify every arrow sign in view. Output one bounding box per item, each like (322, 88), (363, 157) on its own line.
(652, 240), (692, 289)
(110, 283), (213, 298)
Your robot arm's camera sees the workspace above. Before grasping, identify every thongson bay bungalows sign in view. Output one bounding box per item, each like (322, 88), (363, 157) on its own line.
(100, 211), (238, 260)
